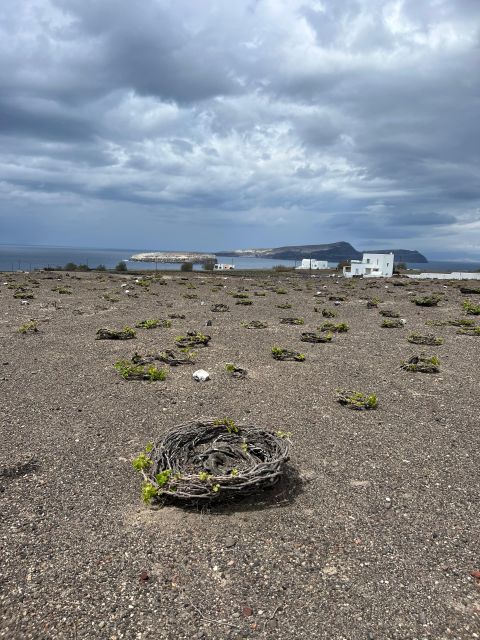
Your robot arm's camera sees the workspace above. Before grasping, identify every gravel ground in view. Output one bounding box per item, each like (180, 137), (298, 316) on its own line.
(1, 270), (479, 640)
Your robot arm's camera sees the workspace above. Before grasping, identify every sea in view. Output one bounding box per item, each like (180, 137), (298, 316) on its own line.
(0, 244), (478, 273)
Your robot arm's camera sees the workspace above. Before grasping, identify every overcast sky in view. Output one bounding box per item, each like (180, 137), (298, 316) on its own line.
(1, 0), (479, 258)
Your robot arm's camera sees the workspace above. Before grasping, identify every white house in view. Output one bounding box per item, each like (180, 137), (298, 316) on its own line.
(213, 263), (235, 271)
(296, 258), (329, 270)
(343, 253), (394, 278)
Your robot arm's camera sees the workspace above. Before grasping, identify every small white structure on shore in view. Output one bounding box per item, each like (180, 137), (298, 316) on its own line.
(213, 263), (235, 271)
(296, 259), (329, 270)
(343, 253), (394, 278)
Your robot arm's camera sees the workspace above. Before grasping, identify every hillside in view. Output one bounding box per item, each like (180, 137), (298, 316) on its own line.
(217, 242), (427, 263)
(364, 249), (428, 263)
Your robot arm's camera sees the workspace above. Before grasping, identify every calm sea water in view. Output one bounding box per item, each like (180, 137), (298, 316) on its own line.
(0, 244), (478, 273)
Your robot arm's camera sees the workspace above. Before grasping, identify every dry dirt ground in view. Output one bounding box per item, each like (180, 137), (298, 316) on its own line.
(0, 270), (479, 640)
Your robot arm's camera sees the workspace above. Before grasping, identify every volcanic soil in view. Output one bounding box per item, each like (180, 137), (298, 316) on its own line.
(1, 269), (479, 639)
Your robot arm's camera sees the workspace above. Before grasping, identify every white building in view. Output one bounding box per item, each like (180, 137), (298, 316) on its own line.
(296, 258), (329, 270)
(343, 253), (394, 278)
(213, 263), (235, 270)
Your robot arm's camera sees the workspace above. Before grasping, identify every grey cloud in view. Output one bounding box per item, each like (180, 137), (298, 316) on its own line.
(0, 0), (478, 256)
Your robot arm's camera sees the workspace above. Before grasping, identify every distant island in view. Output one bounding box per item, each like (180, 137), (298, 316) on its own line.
(130, 251), (216, 264)
(216, 242), (428, 263)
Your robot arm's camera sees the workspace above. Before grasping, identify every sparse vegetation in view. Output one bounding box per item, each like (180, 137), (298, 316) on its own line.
(114, 360), (168, 381)
(336, 390), (378, 410)
(225, 363), (247, 378)
(280, 317), (304, 325)
(412, 295), (441, 307)
(96, 327), (136, 340)
(175, 331), (210, 348)
(17, 319), (39, 334)
(463, 299), (480, 315)
(379, 309), (400, 318)
(401, 354), (440, 373)
(320, 321), (349, 332)
(457, 325), (480, 336)
(52, 286), (72, 294)
(271, 346), (305, 361)
(180, 262), (193, 272)
(241, 320), (267, 329)
(381, 318), (405, 328)
(213, 417), (238, 433)
(300, 331), (333, 343)
(321, 308), (337, 318)
(408, 333), (444, 345)
(135, 319), (172, 329)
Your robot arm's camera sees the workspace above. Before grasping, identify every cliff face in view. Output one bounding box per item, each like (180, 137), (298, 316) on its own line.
(216, 242), (362, 261)
(216, 243), (428, 263)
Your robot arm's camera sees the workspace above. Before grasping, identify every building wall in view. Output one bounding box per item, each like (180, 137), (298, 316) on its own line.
(343, 253), (394, 278)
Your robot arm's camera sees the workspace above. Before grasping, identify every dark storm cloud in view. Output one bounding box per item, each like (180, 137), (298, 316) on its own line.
(0, 0), (479, 256)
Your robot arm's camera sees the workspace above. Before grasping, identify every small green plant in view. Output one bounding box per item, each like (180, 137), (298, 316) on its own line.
(337, 390), (378, 410)
(102, 293), (120, 303)
(463, 299), (480, 315)
(275, 288), (287, 294)
(412, 295), (441, 307)
(114, 360), (168, 381)
(52, 286), (72, 295)
(115, 261), (128, 272)
(142, 482), (158, 503)
(155, 469), (172, 487)
(225, 363), (236, 373)
(136, 278), (151, 288)
(367, 298), (380, 308)
(271, 346), (305, 361)
(401, 354), (440, 373)
(135, 318), (171, 329)
(280, 317), (304, 325)
(276, 430), (292, 439)
(212, 484), (221, 493)
(381, 318), (405, 328)
(300, 331), (333, 343)
(236, 299), (253, 305)
(276, 302), (292, 309)
(175, 331), (210, 347)
(199, 471), (213, 482)
(17, 319), (39, 334)
(457, 325), (480, 336)
(214, 417), (238, 433)
(320, 321), (349, 332)
(241, 320), (267, 329)
(132, 452), (153, 471)
(322, 308), (337, 318)
(96, 326), (136, 340)
(379, 309), (400, 318)
(136, 319), (161, 329)
(13, 290), (34, 299)
(254, 291), (266, 296)
(232, 292), (249, 299)
(230, 468), (239, 477)
(408, 333), (444, 345)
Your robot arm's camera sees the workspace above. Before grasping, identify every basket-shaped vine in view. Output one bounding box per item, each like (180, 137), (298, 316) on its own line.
(135, 419), (290, 504)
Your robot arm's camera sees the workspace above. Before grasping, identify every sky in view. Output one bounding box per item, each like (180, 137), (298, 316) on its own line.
(0, 0), (479, 259)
